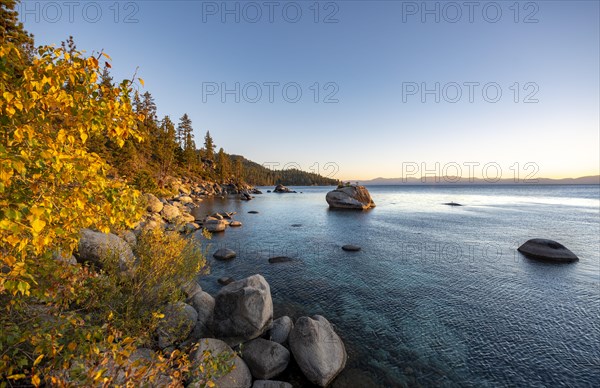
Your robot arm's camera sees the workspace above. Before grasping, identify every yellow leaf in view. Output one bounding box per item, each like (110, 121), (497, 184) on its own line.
(31, 219), (46, 233)
(206, 381), (215, 388)
(31, 374), (41, 387)
(138, 78), (145, 87)
(102, 52), (112, 60)
(67, 342), (77, 351)
(33, 354), (44, 366)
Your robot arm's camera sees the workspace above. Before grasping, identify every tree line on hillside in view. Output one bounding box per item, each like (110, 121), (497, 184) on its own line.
(79, 40), (338, 190)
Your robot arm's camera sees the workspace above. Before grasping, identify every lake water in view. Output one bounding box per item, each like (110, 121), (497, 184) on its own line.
(194, 185), (600, 387)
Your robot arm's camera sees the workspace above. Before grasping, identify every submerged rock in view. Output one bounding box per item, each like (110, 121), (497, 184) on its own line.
(268, 256), (294, 264)
(213, 248), (237, 260)
(341, 245), (361, 252)
(248, 211), (260, 214)
(518, 238), (579, 263)
(326, 186), (375, 210)
(289, 315), (347, 387)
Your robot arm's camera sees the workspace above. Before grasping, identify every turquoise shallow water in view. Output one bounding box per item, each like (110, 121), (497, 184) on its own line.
(194, 185), (600, 387)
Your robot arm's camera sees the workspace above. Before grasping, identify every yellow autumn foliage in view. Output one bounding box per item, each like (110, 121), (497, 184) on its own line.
(0, 43), (144, 297)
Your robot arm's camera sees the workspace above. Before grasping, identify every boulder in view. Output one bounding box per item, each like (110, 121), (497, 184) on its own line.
(181, 280), (203, 299)
(218, 277), (235, 286)
(189, 290), (215, 339)
(268, 316), (293, 345)
(252, 381), (292, 388)
(144, 193), (164, 213)
(190, 338), (252, 388)
(77, 229), (136, 272)
(241, 338), (290, 380)
(177, 195), (193, 204)
(214, 248), (237, 260)
(326, 186), (375, 210)
(230, 221), (243, 227)
(289, 315), (347, 387)
(204, 219), (228, 233)
(518, 239), (579, 263)
(156, 302), (197, 349)
(342, 245), (361, 252)
(274, 184), (296, 193)
(213, 274), (273, 344)
(161, 204), (181, 223)
(190, 206), (204, 221)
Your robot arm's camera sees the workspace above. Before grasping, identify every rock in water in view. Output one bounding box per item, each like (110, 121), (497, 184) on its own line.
(213, 274), (273, 344)
(77, 229), (136, 272)
(241, 338), (290, 379)
(518, 238), (579, 263)
(190, 338), (252, 388)
(326, 186), (375, 210)
(341, 245), (361, 252)
(218, 277), (235, 286)
(268, 256), (294, 264)
(289, 315), (347, 387)
(273, 184), (296, 193)
(213, 248), (237, 260)
(204, 218), (228, 233)
(443, 202), (463, 207)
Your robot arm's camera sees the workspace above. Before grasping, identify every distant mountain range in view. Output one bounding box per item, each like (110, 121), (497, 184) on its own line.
(356, 175), (600, 186)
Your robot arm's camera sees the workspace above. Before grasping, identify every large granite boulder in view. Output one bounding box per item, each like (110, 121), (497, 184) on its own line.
(326, 185), (375, 210)
(190, 338), (252, 388)
(213, 275), (273, 344)
(156, 302), (197, 349)
(77, 229), (136, 272)
(203, 218), (228, 233)
(144, 193), (164, 213)
(289, 315), (347, 387)
(518, 239), (579, 263)
(273, 184), (296, 193)
(241, 338), (290, 379)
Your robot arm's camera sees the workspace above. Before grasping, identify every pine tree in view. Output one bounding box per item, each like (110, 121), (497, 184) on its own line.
(1, 0), (34, 57)
(203, 131), (215, 162)
(177, 114), (196, 171)
(155, 116), (178, 185)
(217, 148), (230, 183)
(234, 158), (244, 183)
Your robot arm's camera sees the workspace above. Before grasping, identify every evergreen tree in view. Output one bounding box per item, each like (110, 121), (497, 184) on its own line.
(216, 148), (230, 183)
(155, 116), (178, 185)
(234, 158), (244, 183)
(177, 114), (196, 170)
(203, 131), (215, 162)
(0, 0), (34, 57)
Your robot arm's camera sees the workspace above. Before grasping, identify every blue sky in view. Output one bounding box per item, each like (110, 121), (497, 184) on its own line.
(22, 1), (599, 180)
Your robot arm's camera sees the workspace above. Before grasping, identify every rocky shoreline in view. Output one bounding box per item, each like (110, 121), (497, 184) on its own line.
(70, 180), (351, 387)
